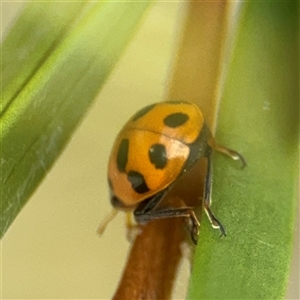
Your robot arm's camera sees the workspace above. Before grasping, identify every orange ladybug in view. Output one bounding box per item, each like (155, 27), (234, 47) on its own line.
(105, 101), (246, 244)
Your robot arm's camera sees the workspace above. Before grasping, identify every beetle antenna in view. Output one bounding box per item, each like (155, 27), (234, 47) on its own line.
(97, 209), (118, 235)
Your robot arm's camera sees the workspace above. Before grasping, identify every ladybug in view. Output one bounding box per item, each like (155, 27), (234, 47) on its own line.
(105, 100), (246, 244)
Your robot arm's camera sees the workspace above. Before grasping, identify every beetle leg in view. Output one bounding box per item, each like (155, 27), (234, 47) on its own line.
(126, 211), (135, 229)
(203, 148), (226, 237)
(134, 190), (168, 215)
(134, 192), (200, 244)
(209, 138), (247, 168)
(125, 212), (140, 242)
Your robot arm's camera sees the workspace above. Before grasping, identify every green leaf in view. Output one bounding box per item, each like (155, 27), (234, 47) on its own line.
(188, 2), (299, 299)
(0, 2), (151, 238)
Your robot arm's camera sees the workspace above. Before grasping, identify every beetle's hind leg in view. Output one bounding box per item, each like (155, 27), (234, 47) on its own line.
(209, 138), (247, 168)
(203, 148), (226, 237)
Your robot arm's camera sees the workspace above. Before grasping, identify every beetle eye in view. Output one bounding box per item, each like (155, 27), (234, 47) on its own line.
(110, 195), (125, 208)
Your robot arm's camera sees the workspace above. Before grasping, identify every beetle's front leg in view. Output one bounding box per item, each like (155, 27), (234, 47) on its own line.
(134, 192), (200, 244)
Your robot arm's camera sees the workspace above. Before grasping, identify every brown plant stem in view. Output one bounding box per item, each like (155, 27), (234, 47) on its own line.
(113, 2), (232, 299)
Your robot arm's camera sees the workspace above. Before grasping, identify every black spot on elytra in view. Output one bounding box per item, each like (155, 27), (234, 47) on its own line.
(163, 112), (189, 128)
(116, 139), (129, 172)
(127, 171), (150, 194)
(149, 144), (167, 169)
(132, 104), (156, 121)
